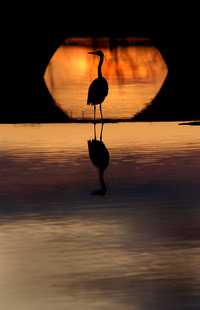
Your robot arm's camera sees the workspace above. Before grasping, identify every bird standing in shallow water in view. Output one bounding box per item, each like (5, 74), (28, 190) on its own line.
(87, 50), (108, 123)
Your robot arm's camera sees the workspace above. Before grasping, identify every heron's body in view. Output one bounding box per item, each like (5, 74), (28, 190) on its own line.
(87, 50), (108, 122)
(87, 77), (108, 106)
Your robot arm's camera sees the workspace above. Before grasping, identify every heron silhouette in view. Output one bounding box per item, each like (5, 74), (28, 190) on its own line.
(88, 123), (110, 195)
(87, 50), (108, 123)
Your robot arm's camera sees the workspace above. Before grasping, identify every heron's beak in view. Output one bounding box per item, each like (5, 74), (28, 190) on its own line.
(88, 51), (97, 55)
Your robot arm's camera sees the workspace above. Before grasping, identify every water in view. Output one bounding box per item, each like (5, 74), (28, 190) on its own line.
(0, 122), (200, 309)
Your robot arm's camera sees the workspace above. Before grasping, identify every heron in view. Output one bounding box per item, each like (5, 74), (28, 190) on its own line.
(87, 50), (108, 123)
(88, 123), (110, 195)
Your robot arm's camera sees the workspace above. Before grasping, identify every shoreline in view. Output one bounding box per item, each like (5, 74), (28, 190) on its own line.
(0, 119), (199, 125)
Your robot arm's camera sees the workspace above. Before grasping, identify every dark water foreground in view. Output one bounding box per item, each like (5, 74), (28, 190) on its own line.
(0, 123), (200, 309)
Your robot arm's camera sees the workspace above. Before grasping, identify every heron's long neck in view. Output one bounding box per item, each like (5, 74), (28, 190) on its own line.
(98, 56), (104, 78)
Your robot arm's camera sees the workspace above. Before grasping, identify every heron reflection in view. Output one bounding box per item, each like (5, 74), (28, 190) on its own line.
(88, 123), (110, 195)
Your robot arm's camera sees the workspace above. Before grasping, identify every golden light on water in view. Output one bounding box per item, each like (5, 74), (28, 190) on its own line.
(0, 123), (198, 155)
(44, 38), (168, 120)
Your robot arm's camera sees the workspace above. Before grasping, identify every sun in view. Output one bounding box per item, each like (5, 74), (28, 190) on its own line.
(72, 56), (88, 75)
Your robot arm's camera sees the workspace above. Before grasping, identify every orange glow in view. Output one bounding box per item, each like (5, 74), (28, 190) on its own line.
(44, 38), (168, 120)
(75, 57), (87, 72)
(0, 123), (198, 155)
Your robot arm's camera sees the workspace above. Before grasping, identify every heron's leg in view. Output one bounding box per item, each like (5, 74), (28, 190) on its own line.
(94, 105), (96, 124)
(94, 122), (97, 140)
(100, 122), (104, 141)
(100, 104), (103, 123)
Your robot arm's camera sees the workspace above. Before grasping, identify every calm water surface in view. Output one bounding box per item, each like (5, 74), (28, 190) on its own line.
(0, 123), (200, 309)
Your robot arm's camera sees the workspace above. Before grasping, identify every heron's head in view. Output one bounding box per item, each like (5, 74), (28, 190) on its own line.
(88, 50), (104, 58)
